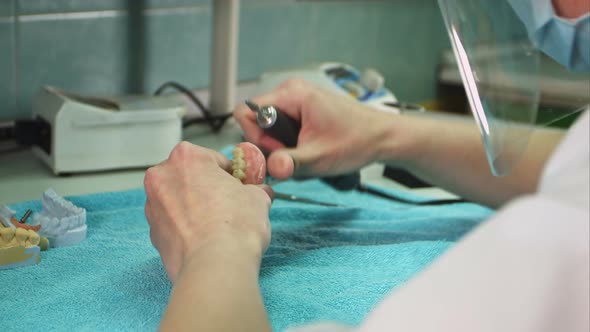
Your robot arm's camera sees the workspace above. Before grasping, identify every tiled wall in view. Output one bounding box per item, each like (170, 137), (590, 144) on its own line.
(0, 0), (451, 120)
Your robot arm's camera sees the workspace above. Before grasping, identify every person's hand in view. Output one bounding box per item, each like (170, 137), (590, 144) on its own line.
(144, 142), (273, 283)
(234, 79), (403, 180)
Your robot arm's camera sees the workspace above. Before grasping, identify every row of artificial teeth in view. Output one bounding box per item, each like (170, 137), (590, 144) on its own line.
(33, 212), (86, 238)
(232, 148), (247, 181)
(0, 227), (40, 248)
(41, 188), (85, 218)
(32, 189), (86, 238)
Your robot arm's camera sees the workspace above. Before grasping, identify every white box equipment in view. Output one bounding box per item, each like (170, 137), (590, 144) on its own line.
(32, 86), (185, 174)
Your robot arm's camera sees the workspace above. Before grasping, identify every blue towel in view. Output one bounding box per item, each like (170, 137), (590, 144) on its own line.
(1, 167), (492, 331)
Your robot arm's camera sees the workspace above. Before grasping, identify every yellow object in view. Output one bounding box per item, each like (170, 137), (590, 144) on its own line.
(0, 212), (45, 269)
(0, 224), (44, 269)
(0, 226), (15, 243)
(0, 246), (40, 266)
(232, 147), (247, 181)
(0, 223), (43, 249)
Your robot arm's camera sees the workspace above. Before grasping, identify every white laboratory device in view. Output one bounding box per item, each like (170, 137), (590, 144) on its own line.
(255, 62), (400, 113)
(31, 86), (185, 175)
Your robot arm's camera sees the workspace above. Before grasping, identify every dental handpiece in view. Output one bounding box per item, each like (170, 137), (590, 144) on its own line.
(245, 100), (360, 191)
(245, 100), (301, 147)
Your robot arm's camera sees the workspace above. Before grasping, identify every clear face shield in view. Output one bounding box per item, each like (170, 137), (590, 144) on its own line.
(438, 0), (589, 176)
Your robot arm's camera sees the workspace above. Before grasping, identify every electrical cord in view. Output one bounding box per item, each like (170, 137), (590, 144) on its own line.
(153, 81), (233, 131)
(0, 125), (16, 141)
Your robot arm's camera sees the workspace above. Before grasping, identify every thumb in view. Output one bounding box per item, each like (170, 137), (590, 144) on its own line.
(267, 145), (321, 180)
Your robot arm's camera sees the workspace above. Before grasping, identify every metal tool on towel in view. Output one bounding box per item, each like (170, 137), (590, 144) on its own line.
(273, 192), (343, 207)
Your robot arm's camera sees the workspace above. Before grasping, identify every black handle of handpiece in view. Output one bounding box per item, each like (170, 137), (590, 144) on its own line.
(265, 111), (300, 148)
(321, 172), (361, 191)
(265, 107), (360, 191)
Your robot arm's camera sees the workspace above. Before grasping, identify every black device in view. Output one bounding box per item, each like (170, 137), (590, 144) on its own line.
(245, 100), (360, 191)
(382, 166), (432, 188)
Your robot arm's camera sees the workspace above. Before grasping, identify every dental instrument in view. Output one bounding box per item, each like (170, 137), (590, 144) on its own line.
(273, 192), (343, 208)
(19, 209), (32, 223)
(243, 100), (466, 206)
(244, 100), (361, 191)
(245, 99), (301, 148)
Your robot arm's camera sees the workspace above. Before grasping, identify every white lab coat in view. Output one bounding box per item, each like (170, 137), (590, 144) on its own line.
(291, 110), (590, 332)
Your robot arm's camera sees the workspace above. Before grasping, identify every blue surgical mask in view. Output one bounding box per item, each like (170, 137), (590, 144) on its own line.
(507, 0), (590, 73)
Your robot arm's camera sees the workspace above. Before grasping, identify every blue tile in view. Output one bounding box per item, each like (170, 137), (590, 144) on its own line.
(238, 2), (313, 81)
(16, 15), (130, 114)
(143, 6), (212, 92)
(0, 20), (17, 121)
(6, 0), (454, 120)
(303, 3), (381, 65)
(291, 1), (451, 103)
(285, 1), (451, 103)
(145, 0), (210, 9)
(15, 4), (214, 116)
(17, 0), (126, 15)
(17, 0), (210, 15)
(0, 1), (15, 17)
(371, 2), (450, 102)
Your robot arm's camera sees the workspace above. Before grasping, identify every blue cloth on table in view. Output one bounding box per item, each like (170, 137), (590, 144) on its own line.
(1, 163), (493, 331)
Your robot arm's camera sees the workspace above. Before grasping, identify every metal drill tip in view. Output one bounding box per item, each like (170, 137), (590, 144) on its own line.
(245, 99), (260, 112)
(19, 209), (32, 223)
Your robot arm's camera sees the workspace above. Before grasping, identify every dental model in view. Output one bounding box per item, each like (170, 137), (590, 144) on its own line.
(0, 205), (46, 270)
(232, 142), (266, 185)
(2, 209), (41, 232)
(33, 189), (87, 248)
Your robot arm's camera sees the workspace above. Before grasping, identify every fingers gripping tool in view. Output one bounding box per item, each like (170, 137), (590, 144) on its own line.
(245, 100), (360, 191)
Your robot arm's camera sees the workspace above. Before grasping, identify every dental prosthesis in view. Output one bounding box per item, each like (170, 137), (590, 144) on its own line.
(33, 189), (87, 248)
(0, 205), (47, 270)
(232, 142), (266, 185)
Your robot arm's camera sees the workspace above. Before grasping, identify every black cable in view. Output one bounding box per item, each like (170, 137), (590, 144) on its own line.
(181, 113), (233, 129)
(153, 81), (233, 132)
(0, 124), (16, 141)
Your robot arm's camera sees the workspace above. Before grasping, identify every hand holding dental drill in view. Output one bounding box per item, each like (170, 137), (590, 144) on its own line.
(234, 79), (564, 208)
(144, 0), (589, 331)
(144, 79), (572, 332)
(145, 81), (573, 332)
(235, 79), (409, 181)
